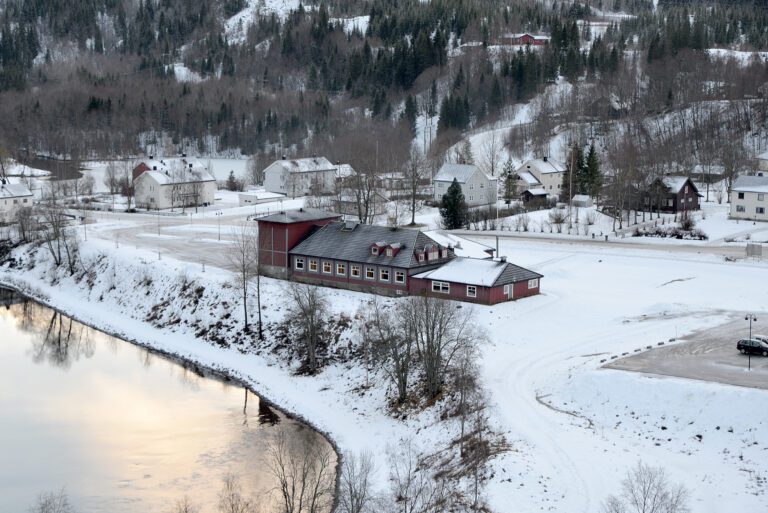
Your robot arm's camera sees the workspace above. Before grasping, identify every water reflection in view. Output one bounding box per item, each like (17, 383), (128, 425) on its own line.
(0, 289), (334, 513)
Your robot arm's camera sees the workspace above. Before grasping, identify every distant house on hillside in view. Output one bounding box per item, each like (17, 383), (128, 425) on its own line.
(644, 176), (700, 214)
(0, 178), (33, 221)
(263, 157), (350, 198)
(503, 33), (550, 46)
(730, 174), (768, 221)
(133, 156), (216, 210)
(516, 158), (565, 197)
(433, 163), (497, 208)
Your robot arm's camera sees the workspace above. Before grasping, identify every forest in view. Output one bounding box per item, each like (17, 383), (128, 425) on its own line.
(0, 0), (766, 177)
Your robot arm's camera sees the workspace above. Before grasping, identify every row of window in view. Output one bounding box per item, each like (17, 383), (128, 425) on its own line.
(737, 192), (765, 201)
(736, 205), (766, 214)
(295, 257), (406, 283)
(3, 198), (29, 205)
(430, 278), (539, 297)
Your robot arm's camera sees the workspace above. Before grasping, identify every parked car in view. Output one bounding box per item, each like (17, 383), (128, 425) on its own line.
(752, 334), (768, 345)
(736, 338), (768, 356)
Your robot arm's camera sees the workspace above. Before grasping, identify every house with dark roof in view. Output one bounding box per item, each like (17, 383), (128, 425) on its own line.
(289, 221), (452, 296)
(255, 209), (542, 304)
(433, 163), (497, 208)
(410, 257), (542, 305)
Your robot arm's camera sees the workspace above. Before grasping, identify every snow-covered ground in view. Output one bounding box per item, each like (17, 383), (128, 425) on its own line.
(2, 207), (768, 512)
(706, 49), (768, 66)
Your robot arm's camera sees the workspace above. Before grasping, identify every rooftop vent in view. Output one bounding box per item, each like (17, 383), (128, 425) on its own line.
(189, 163), (193, 169)
(500, 256), (507, 263)
(342, 220), (358, 231)
(152, 166), (157, 171)
(542, 156), (548, 162)
(149, 155), (154, 159)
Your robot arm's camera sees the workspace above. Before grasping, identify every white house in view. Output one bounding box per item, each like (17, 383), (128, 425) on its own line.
(133, 157), (216, 210)
(263, 157), (341, 198)
(516, 158), (566, 197)
(433, 163), (497, 208)
(238, 190), (286, 206)
(0, 178), (33, 221)
(730, 174), (768, 221)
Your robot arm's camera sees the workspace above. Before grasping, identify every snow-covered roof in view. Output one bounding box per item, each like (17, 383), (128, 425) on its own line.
(660, 176), (692, 193)
(504, 33), (550, 41)
(758, 151), (768, 161)
(0, 180), (33, 199)
(413, 257), (541, 287)
(434, 164), (480, 183)
(518, 158), (566, 176)
(515, 171), (541, 186)
(572, 194), (591, 201)
(336, 164), (356, 178)
(270, 157), (337, 174)
(692, 164), (725, 175)
(733, 175), (768, 193)
(525, 188), (548, 196)
(423, 231), (495, 259)
(239, 191), (286, 200)
(136, 157), (214, 184)
(258, 208), (340, 224)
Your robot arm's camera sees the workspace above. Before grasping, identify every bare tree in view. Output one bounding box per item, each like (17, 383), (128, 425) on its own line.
(173, 495), (200, 513)
(218, 473), (257, 513)
(402, 148), (428, 226)
(265, 426), (336, 513)
(480, 130), (502, 177)
(338, 451), (375, 513)
(40, 207), (81, 274)
(29, 488), (75, 513)
(287, 283), (328, 374)
(247, 153), (263, 186)
(362, 298), (412, 404)
(226, 223), (263, 338)
(104, 161), (119, 195)
(403, 296), (475, 399)
(603, 462), (689, 513)
(387, 440), (446, 513)
(118, 161), (136, 211)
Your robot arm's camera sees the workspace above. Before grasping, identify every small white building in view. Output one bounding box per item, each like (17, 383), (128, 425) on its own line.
(133, 157), (216, 210)
(238, 190), (286, 206)
(516, 158), (566, 197)
(263, 157), (340, 198)
(571, 194), (593, 208)
(0, 178), (33, 221)
(433, 163), (497, 208)
(730, 174), (768, 221)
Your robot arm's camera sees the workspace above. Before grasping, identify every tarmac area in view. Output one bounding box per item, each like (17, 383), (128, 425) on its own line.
(606, 315), (768, 390)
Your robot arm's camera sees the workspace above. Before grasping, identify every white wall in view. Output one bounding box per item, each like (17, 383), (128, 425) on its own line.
(730, 190), (768, 221)
(433, 171), (497, 207)
(264, 164), (335, 198)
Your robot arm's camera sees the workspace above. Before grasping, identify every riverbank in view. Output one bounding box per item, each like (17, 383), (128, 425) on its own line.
(0, 240), (472, 509)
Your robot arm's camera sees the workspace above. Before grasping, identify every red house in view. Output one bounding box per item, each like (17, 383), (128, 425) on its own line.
(644, 176), (701, 214)
(410, 257), (542, 305)
(506, 33), (550, 46)
(257, 208), (342, 279)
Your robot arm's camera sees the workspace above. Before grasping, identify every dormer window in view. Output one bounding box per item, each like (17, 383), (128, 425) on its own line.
(386, 247), (393, 257)
(371, 246), (379, 255)
(417, 252), (425, 262)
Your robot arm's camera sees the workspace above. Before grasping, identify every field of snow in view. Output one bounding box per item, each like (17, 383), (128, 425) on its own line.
(706, 49), (768, 66)
(3, 208), (768, 512)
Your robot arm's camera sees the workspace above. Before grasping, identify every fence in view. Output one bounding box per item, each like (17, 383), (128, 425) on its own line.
(746, 243), (763, 259)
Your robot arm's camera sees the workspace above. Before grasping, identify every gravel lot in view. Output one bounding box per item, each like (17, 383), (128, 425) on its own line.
(606, 315), (768, 389)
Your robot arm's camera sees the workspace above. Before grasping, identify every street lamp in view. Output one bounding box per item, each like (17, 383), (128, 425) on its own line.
(216, 210), (223, 241)
(746, 314), (757, 371)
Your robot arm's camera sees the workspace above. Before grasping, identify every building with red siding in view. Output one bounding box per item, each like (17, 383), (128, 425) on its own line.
(256, 209), (542, 304)
(410, 257), (542, 305)
(504, 33), (550, 46)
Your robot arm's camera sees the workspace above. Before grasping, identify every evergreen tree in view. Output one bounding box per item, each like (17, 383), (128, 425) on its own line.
(501, 160), (517, 204)
(584, 142), (602, 200)
(440, 179), (468, 229)
(403, 94), (417, 134)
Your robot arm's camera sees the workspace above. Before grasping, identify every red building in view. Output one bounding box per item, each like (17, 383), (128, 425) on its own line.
(256, 209), (542, 304)
(410, 257), (542, 305)
(644, 176), (701, 213)
(506, 33), (550, 46)
(257, 208), (342, 279)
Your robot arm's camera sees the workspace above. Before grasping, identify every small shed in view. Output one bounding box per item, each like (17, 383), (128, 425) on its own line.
(238, 191), (286, 206)
(571, 194), (593, 208)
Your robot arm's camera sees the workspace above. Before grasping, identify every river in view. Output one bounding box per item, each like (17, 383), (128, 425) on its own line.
(0, 288), (334, 512)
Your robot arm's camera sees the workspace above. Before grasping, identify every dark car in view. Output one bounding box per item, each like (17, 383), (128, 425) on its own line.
(737, 338), (768, 357)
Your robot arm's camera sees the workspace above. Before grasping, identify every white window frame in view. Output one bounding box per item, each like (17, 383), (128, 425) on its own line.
(759, 193), (765, 201)
(736, 205), (746, 213)
(469, 195), (474, 202)
(466, 285), (477, 298)
(394, 271), (405, 284)
(667, 199), (674, 207)
(379, 268), (390, 282)
(365, 266), (375, 280)
(336, 263), (346, 276)
(295, 257), (305, 270)
(309, 259), (318, 272)
(371, 246), (379, 255)
(503, 284), (512, 297)
(432, 281), (450, 294)
(418, 253), (425, 262)
(386, 248), (393, 256)
(758, 207), (766, 215)
(528, 278), (539, 289)
(469, 184), (474, 190)
(351, 265), (361, 278)
(322, 261), (332, 274)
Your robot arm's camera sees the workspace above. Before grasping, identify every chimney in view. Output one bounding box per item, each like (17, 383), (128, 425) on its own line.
(152, 166), (157, 171)
(149, 155), (154, 160)
(542, 156), (548, 162)
(500, 256), (507, 263)
(282, 154), (287, 160)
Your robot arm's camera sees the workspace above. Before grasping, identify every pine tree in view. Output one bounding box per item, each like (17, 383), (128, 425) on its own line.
(440, 179), (468, 229)
(584, 142), (602, 200)
(501, 160), (517, 204)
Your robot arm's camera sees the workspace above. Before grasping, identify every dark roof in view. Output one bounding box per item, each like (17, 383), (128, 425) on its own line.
(492, 262), (542, 287)
(257, 208), (340, 224)
(289, 222), (447, 269)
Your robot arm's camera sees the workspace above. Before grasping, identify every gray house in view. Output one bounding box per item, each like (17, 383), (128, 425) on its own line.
(433, 164), (497, 208)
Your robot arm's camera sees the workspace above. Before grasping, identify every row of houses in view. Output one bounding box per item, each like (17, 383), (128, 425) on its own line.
(256, 208), (542, 305)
